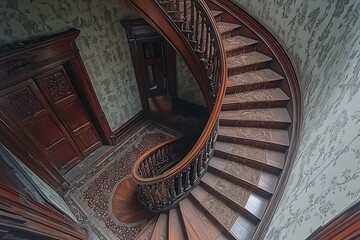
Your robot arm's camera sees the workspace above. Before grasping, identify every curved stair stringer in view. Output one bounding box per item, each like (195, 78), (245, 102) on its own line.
(125, 0), (302, 239)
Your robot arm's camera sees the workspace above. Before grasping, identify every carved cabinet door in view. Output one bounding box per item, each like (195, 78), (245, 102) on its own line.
(0, 79), (83, 173)
(34, 66), (102, 157)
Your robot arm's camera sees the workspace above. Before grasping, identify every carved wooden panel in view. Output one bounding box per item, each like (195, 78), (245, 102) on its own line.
(0, 79), (83, 173)
(6, 87), (42, 120)
(35, 66), (102, 157)
(43, 71), (73, 101)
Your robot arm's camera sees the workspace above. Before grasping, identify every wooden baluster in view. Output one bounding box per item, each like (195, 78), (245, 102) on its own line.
(183, 0), (188, 30)
(199, 17), (205, 54)
(205, 29), (210, 64)
(170, 178), (177, 199)
(190, 0), (195, 40)
(176, 174), (183, 195)
(208, 39), (215, 74)
(195, 10), (200, 50)
(192, 158), (198, 183)
(184, 167), (191, 190)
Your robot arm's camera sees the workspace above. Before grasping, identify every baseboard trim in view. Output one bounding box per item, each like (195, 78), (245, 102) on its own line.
(111, 110), (146, 144)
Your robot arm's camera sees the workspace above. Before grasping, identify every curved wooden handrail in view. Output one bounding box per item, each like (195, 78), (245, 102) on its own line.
(126, 0), (227, 211)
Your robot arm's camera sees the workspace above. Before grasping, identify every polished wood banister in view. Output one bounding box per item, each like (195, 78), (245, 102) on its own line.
(127, 0), (227, 211)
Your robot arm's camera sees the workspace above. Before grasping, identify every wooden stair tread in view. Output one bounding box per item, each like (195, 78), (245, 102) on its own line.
(151, 213), (168, 240)
(135, 216), (157, 240)
(214, 141), (285, 172)
(169, 208), (186, 240)
(209, 156), (278, 195)
(227, 52), (272, 71)
(219, 108), (291, 129)
(201, 171), (268, 220)
(218, 126), (289, 151)
(226, 69), (284, 93)
(179, 198), (225, 240)
(211, 10), (223, 18)
(192, 186), (240, 231)
(223, 36), (258, 53)
(222, 88), (290, 110)
(217, 22), (241, 35)
(191, 186), (256, 240)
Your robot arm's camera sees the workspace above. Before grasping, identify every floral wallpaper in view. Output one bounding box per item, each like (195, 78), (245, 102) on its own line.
(232, 0), (360, 239)
(0, 0), (142, 130)
(176, 53), (206, 106)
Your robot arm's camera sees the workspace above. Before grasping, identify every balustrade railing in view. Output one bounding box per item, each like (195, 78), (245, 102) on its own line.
(131, 0), (226, 212)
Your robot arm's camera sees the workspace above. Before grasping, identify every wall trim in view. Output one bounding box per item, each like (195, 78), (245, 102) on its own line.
(306, 201), (360, 240)
(112, 110), (146, 144)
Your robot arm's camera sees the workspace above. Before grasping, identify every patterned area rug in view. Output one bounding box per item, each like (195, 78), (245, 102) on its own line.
(64, 122), (178, 240)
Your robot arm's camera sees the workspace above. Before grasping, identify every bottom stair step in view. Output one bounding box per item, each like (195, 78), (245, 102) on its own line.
(169, 208), (186, 240)
(151, 213), (168, 240)
(179, 198), (228, 240)
(135, 216), (158, 240)
(191, 186), (256, 240)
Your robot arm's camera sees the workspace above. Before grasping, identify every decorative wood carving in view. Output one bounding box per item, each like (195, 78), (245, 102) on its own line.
(7, 88), (42, 119)
(43, 71), (73, 101)
(7, 57), (36, 75)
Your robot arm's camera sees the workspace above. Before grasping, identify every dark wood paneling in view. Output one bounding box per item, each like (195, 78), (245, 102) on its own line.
(0, 29), (114, 190)
(0, 79), (83, 173)
(35, 66), (102, 157)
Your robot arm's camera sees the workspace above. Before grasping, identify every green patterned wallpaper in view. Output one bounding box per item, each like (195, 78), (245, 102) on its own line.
(231, 0), (360, 239)
(0, 0), (141, 130)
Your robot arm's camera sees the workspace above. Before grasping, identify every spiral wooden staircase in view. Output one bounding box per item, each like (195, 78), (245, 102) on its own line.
(124, 0), (301, 239)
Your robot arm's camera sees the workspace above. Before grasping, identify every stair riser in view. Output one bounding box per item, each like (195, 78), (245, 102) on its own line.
(200, 181), (261, 223)
(228, 61), (271, 76)
(219, 119), (291, 129)
(226, 80), (281, 94)
(213, 14), (222, 22)
(221, 99), (289, 111)
(213, 150), (282, 175)
(221, 28), (241, 39)
(217, 134), (288, 152)
(208, 165), (272, 199)
(226, 44), (257, 58)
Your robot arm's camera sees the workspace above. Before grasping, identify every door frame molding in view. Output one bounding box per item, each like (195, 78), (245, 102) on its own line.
(121, 18), (177, 114)
(0, 29), (113, 191)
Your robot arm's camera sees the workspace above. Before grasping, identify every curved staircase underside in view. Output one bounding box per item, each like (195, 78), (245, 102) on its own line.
(126, 1), (301, 239)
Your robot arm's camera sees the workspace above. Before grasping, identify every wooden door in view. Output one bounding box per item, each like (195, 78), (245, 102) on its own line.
(34, 66), (102, 157)
(139, 39), (168, 97)
(0, 79), (83, 173)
